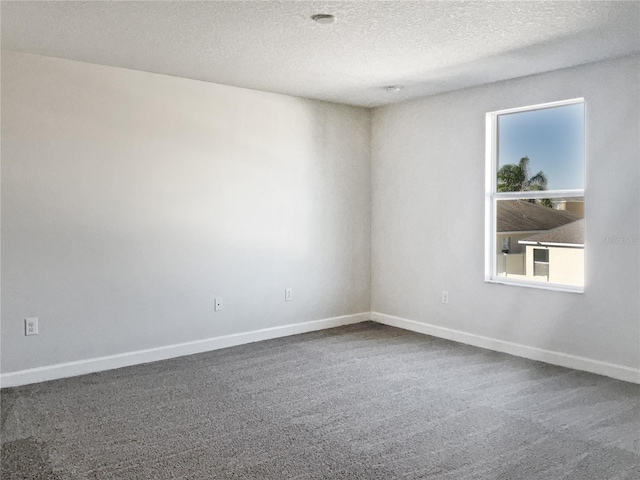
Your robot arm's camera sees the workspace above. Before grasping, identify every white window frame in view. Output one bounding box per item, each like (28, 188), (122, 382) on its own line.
(484, 98), (585, 293)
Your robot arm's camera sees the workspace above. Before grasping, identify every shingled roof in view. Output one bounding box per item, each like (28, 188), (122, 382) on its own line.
(519, 219), (584, 246)
(497, 200), (581, 233)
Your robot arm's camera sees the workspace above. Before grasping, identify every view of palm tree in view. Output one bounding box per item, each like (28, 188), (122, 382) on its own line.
(497, 156), (552, 207)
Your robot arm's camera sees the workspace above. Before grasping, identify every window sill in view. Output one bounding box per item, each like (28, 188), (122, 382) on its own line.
(486, 276), (584, 294)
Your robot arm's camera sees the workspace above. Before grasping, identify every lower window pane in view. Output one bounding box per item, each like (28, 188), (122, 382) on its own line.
(495, 197), (584, 287)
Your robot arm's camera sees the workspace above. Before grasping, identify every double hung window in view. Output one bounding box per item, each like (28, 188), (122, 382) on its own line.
(485, 99), (585, 292)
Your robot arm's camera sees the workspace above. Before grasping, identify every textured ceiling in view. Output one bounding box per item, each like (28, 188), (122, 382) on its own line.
(2, 1), (639, 107)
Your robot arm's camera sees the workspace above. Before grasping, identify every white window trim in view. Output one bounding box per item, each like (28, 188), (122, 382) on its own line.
(484, 98), (585, 293)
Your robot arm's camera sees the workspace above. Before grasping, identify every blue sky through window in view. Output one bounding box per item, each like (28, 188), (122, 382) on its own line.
(497, 103), (584, 190)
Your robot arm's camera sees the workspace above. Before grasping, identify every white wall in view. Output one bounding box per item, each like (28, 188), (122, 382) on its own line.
(3, 50), (638, 382)
(1, 51), (371, 374)
(371, 55), (640, 371)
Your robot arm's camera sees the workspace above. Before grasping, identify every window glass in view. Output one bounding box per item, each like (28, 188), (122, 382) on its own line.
(533, 249), (549, 263)
(497, 103), (584, 191)
(494, 197), (584, 287)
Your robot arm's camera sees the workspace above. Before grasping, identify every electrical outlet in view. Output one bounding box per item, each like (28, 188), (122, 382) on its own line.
(25, 317), (39, 336)
(214, 298), (223, 311)
(285, 288), (293, 301)
(441, 291), (449, 304)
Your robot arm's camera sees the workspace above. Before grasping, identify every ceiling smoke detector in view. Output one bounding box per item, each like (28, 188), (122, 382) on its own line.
(384, 85), (404, 93)
(311, 14), (336, 24)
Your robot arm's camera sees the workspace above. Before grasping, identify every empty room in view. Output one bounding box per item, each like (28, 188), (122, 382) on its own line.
(1, 1), (639, 479)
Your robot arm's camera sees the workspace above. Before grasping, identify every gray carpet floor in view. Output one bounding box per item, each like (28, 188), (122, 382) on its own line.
(2, 321), (639, 479)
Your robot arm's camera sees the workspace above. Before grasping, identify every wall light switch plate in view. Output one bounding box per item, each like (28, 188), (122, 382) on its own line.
(25, 317), (39, 336)
(285, 288), (293, 301)
(214, 298), (223, 311)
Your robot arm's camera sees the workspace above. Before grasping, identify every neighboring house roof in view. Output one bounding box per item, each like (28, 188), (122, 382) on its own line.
(519, 219), (585, 247)
(497, 200), (581, 233)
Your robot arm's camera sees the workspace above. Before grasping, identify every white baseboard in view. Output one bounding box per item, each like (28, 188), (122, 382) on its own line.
(0, 312), (369, 388)
(4, 311), (637, 388)
(371, 312), (640, 384)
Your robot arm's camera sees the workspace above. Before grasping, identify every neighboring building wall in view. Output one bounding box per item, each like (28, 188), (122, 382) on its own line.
(524, 246), (584, 287)
(555, 201), (585, 218)
(550, 247), (585, 286)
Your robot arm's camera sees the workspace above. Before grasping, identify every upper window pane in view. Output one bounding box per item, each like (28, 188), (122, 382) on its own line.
(497, 103), (584, 191)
